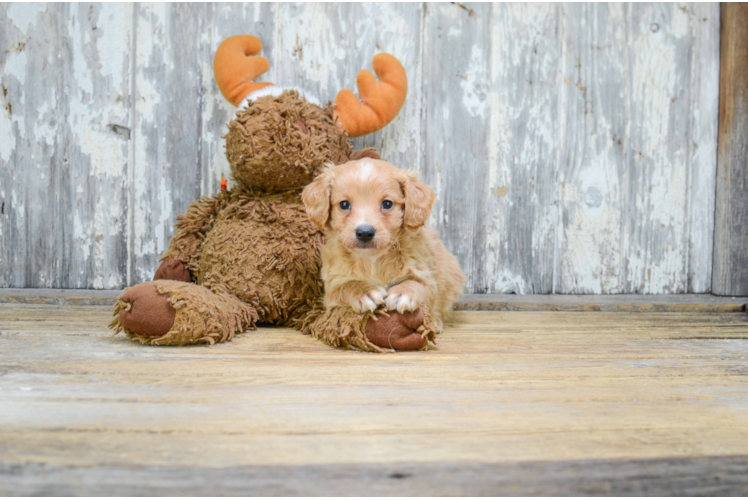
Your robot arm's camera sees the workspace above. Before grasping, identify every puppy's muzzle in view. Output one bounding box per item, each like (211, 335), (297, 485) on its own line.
(355, 225), (376, 243)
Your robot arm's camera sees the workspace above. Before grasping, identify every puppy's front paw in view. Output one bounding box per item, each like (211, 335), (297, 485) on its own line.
(351, 287), (387, 313)
(385, 289), (421, 313)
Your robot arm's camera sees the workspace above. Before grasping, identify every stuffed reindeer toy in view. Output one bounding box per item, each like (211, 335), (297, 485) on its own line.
(111, 35), (441, 351)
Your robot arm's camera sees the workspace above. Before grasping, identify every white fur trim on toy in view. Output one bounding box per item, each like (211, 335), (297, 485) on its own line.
(238, 86), (322, 109)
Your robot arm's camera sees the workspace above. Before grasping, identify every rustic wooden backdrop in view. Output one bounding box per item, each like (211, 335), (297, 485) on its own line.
(0, 3), (724, 294)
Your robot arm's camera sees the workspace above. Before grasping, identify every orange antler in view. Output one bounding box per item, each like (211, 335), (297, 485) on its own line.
(334, 53), (408, 138)
(213, 35), (274, 106)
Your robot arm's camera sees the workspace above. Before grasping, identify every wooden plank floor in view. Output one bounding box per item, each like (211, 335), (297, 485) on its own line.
(1, 303), (748, 495)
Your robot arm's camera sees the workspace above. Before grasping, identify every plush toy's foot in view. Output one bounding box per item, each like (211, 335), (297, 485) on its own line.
(118, 283), (176, 337)
(299, 305), (439, 352)
(153, 257), (192, 282)
(110, 280), (257, 346)
(364, 310), (428, 350)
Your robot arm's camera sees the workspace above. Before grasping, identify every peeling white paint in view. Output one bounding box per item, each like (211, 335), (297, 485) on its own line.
(492, 269), (529, 295)
(460, 45), (488, 119)
(132, 1), (171, 276)
(7, 3), (47, 36)
(95, 4), (131, 83)
(3, 50), (29, 87)
(79, 128), (127, 177)
(0, 107), (15, 162)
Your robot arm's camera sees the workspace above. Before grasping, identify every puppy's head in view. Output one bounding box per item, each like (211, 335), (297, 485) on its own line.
(302, 159), (435, 255)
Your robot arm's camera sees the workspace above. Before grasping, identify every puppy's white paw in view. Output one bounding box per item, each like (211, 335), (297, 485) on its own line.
(385, 291), (421, 313)
(351, 287), (387, 313)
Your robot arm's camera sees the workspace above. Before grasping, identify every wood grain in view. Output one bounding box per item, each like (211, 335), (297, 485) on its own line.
(422, 3), (491, 293)
(455, 292), (747, 312)
(1, 304), (748, 494)
(129, 4), (205, 285)
(0, 4), (65, 288)
(687, 3), (721, 293)
(556, 4), (631, 294)
(3, 456), (748, 496)
(60, 3), (133, 289)
(713, 3), (748, 296)
(484, 3), (559, 294)
(556, 3), (721, 294)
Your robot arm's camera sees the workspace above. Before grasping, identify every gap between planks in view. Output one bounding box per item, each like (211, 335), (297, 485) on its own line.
(0, 289), (746, 312)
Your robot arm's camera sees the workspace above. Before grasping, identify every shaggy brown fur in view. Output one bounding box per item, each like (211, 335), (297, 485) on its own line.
(226, 91), (352, 192)
(111, 90), (438, 351)
(112, 280), (257, 345)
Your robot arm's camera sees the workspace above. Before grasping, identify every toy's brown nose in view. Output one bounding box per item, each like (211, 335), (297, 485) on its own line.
(355, 225), (375, 242)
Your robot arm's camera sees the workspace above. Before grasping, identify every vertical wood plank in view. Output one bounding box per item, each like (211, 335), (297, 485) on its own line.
(556, 4), (630, 294)
(712, 3), (748, 296)
(130, 3), (205, 285)
(0, 3), (64, 288)
(273, 3), (424, 170)
(687, 3), (720, 293)
(624, 3), (704, 294)
(485, 4), (560, 293)
(422, 2), (491, 293)
(60, 3), (132, 288)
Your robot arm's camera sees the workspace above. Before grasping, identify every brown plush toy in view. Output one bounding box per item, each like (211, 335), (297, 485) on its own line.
(110, 35), (441, 351)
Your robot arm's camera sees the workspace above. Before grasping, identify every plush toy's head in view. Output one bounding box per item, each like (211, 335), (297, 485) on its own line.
(213, 35), (408, 192)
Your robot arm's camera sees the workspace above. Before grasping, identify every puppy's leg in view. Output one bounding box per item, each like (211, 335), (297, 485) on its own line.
(385, 280), (428, 314)
(326, 281), (387, 313)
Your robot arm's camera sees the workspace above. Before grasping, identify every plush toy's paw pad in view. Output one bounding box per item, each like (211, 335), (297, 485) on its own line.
(153, 258), (192, 283)
(364, 309), (427, 351)
(384, 290), (420, 314)
(119, 283), (176, 338)
(351, 286), (387, 313)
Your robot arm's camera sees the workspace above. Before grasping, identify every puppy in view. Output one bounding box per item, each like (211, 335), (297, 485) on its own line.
(302, 158), (465, 332)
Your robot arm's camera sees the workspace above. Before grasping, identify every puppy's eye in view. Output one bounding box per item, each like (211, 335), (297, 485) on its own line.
(381, 200), (393, 210)
(339, 200), (350, 210)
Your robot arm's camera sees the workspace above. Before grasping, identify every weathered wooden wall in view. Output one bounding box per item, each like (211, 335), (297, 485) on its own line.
(0, 3), (721, 293)
(712, 3), (748, 297)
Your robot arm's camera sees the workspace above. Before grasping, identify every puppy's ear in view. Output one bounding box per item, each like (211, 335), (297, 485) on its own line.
(302, 167), (334, 231)
(401, 171), (435, 231)
(349, 148), (381, 161)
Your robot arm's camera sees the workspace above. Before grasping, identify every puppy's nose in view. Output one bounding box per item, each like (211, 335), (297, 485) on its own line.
(355, 225), (376, 242)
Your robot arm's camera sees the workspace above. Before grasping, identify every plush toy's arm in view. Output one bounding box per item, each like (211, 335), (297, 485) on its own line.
(160, 191), (231, 277)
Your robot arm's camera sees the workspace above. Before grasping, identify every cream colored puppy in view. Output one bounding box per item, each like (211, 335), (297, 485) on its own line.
(302, 159), (464, 332)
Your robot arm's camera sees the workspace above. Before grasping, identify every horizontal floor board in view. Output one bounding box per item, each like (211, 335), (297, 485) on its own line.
(2, 456), (747, 496)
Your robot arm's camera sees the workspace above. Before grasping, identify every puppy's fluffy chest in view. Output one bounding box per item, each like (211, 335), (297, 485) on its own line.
(321, 232), (421, 287)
